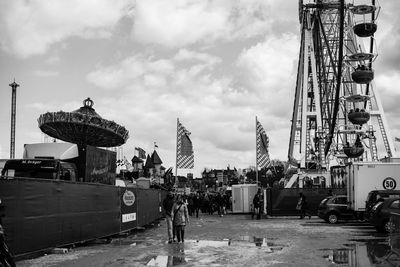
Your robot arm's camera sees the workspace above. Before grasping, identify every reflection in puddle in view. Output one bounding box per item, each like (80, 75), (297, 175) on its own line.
(111, 238), (145, 246)
(146, 255), (187, 266)
(323, 234), (400, 266)
(188, 237), (271, 250)
(181, 237), (273, 254)
(146, 237), (275, 266)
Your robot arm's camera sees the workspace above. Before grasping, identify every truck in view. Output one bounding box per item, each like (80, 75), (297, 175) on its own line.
(346, 162), (400, 219)
(1, 142), (116, 185)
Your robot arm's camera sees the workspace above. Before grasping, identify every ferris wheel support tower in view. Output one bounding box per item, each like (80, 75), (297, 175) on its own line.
(288, 0), (396, 172)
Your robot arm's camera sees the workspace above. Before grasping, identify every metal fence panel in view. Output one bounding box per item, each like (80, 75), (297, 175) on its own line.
(136, 188), (161, 227)
(266, 188), (346, 216)
(0, 178), (120, 255)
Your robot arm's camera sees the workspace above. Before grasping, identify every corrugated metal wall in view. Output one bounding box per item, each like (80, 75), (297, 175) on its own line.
(0, 178), (166, 256)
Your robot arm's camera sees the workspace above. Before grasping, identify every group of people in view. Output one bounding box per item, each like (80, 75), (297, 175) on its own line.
(184, 191), (231, 217)
(163, 189), (314, 243)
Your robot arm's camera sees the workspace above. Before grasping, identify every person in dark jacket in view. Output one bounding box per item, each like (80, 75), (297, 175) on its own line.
(297, 192), (311, 219)
(171, 195), (189, 243)
(163, 191), (175, 243)
(253, 189), (263, 220)
(192, 192), (200, 218)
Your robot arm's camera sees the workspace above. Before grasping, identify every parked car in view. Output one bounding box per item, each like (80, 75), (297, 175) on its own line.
(389, 212), (400, 234)
(369, 197), (400, 233)
(318, 195), (355, 224)
(365, 190), (400, 220)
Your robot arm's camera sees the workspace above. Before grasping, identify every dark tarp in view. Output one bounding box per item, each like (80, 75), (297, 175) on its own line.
(0, 178), (166, 256)
(266, 188), (346, 216)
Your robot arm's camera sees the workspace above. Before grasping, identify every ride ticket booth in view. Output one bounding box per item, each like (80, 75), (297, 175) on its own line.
(231, 184), (258, 213)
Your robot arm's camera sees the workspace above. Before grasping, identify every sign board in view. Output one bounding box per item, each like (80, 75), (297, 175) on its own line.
(383, 177), (397, 190)
(122, 190), (135, 206)
(122, 213), (136, 223)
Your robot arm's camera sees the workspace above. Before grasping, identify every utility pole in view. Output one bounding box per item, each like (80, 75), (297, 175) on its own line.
(9, 80), (19, 159)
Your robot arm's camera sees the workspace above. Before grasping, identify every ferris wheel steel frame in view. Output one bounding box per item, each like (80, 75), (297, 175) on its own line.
(288, 0), (395, 171)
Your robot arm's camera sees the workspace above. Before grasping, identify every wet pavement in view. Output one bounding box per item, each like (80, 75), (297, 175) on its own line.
(17, 214), (400, 267)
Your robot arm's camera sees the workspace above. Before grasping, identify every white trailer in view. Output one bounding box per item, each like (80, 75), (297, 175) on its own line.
(346, 162), (400, 215)
(231, 184), (258, 213)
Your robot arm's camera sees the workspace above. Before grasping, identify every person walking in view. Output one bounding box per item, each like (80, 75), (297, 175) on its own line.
(253, 189), (263, 220)
(296, 192), (311, 219)
(163, 191), (176, 243)
(172, 195), (190, 243)
(217, 192), (224, 217)
(192, 192), (200, 218)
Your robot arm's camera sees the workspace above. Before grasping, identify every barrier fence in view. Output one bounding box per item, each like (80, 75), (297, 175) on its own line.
(0, 178), (166, 256)
(266, 188), (347, 216)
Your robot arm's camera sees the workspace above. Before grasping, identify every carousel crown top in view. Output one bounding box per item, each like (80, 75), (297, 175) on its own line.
(38, 98), (129, 147)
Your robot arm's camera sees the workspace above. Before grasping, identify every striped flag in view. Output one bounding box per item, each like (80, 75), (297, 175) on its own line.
(135, 147), (146, 159)
(256, 118), (271, 169)
(177, 120), (194, 169)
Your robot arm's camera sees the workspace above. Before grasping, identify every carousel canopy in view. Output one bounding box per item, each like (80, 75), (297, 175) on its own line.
(38, 98), (129, 147)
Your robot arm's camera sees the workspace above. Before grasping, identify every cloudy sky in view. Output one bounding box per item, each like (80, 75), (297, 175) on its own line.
(0, 0), (399, 177)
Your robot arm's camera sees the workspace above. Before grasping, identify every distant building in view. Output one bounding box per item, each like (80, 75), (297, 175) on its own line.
(139, 150), (166, 185)
(202, 167), (240, 189)
(131, 155), (144, 179)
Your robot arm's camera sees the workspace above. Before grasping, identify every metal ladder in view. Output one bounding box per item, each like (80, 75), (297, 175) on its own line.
(305, 117), (311, 162)
(377, 116), (393, 157)
(318, 126), (326, 167)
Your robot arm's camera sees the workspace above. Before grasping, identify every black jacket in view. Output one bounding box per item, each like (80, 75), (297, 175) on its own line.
(163, 196), (175, 216)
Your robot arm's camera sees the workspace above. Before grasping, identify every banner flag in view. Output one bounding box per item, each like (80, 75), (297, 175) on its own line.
(177, 120), (194, 169)
(135, 147), (146, 159)
(256, 119), (271, 169)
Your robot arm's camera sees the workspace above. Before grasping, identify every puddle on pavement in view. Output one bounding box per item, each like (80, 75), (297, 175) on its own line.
(111, 238), (146, 246)
(147, 255), (188, 266)
(322, 234), (400, 266)
(145, 236), (280, 266)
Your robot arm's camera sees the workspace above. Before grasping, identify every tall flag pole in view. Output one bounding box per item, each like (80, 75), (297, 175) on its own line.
(255, 116), (259, 185)
(256, 117), (271, 185)
(175, 118), (194, 187)
(175, 118), (179, 187)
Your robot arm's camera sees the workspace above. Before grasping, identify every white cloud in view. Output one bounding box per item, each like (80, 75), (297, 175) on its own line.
(173, 49), (222, 65)
(87, 55), (175, 90)
(83, 31), (299, 173)
(133, 0), (229, 47)
(132, 0), (278, 48)
(33, 70), (59, 77)
(46, 56), (61, 64)
(0, 0), (134, 57)
(235, 33), (299, 117)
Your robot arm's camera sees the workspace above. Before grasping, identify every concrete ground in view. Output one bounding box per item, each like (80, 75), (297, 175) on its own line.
(17, 213), (400, 267)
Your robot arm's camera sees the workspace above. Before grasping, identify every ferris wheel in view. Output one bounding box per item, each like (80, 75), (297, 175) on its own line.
(288, 0), (395, 170)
